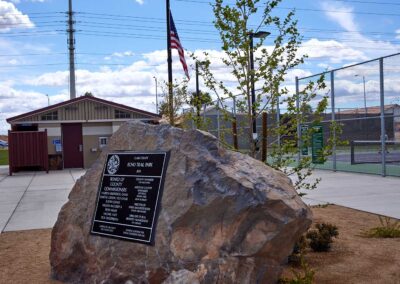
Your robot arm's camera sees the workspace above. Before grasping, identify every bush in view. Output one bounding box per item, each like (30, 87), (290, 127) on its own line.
(279, 256), (315, 284)
(306, 223), (338, 252)
(363, 216), (400, 238)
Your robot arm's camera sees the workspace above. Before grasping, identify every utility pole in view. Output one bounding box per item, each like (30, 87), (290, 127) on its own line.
(68, 0), (76, 99)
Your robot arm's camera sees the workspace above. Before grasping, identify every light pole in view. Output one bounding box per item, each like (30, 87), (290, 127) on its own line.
(355, 74), (367, 115)
(45, 94), (50, 106)
(249, 31), (270, 145)
(153, 76), (158, 114)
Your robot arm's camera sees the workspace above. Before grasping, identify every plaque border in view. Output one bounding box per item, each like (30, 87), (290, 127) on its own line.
(90, 150), (170, 245)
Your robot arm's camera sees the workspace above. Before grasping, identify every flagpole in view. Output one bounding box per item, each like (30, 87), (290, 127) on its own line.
(166, 0), (174, 125)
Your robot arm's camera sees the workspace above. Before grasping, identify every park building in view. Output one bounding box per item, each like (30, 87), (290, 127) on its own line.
(6, 95), (160, 173)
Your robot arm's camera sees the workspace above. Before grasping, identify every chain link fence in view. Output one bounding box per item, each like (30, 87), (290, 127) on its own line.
(296, 53), (400, 177)
(183, 53), (400, 177)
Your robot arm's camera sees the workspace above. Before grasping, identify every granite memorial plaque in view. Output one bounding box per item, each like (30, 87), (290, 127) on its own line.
(91, 151), (170, 245)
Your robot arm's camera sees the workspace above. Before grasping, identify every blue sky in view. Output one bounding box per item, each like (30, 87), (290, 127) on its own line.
(0, 0), (400, 133)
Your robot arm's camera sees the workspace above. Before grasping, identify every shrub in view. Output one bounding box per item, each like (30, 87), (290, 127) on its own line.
(363, 216), (400, 238)
(306, 223), (338, 252)
(279, 256), (315, 284)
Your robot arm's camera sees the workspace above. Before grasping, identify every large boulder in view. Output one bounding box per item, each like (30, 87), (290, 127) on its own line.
(50, 121), (312, 283)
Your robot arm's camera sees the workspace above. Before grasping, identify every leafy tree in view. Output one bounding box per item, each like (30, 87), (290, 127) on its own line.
(187, 91), (213, 129)
(191, 0), (338, 191)
(158, 79), (189, 125)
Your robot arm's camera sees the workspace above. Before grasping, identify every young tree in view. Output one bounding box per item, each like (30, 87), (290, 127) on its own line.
(192, 0), (335, 191)
(84, 91), (94, 97)
(187, 91), (213, 129)
(158, 79), (189, 125)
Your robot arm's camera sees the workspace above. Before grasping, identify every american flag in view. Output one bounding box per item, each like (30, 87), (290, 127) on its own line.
(170, 11), (190, 80)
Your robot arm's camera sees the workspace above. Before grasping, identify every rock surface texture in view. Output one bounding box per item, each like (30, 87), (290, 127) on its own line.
(50, 121), (312, 283)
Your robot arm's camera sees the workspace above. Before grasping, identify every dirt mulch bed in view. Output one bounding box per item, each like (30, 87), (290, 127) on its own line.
(282, 205), (400, 283)
(0, 228), (60, 284)
(1, 205), (399, 283)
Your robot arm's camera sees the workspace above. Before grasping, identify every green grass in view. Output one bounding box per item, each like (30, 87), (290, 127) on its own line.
(0, 149), (9, 165)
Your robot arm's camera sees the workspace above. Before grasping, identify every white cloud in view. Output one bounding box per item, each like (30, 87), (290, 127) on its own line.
(300, 38), (368, 63)
(321, 1), (358, 32)
(396, 29), (400, 40)
(319, 1), (400, 64)
(26, 71), (69, 87)
(104, 51), (135, 61)
(0, 83), (63, 133)
(284, 69), (313, 83)
(0, 0), (34, 31)
(135, 0), (144, 4)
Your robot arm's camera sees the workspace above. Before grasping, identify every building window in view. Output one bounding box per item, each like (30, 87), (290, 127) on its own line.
(115, 110), (131, 119)
(99, 137), (108, 148)
(41, 111), (58, 121)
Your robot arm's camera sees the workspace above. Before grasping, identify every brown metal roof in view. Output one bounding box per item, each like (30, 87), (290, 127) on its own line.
(6, 95), (161, 123)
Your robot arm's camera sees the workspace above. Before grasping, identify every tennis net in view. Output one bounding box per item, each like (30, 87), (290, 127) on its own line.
(350, 140), (400, 164)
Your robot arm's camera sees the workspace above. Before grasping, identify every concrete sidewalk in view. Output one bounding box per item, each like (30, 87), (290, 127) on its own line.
(296, 169), (400, 219)
(0, 167), (399, 233)
(0, 167), (85, 233)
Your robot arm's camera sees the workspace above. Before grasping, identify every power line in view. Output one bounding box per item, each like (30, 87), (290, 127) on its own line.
(72, 22), (400, 45)
(278, 7), (400, 17)
(175, 0), (400, 17)
(75, 30), (400, 50)
(0, 63), (67, 68)
(177, 0), (400, 7)
(77, 11), (213, 25)
(77, 21), (217, 35)
(2, 12), (64, 15)
(4, 11), (398, 39)
(1, 30), (397, 51)
(78, 31), (218, 43)
(329, 0), (400, 6)
(0, 52), (66, 57)
(74, 20), (400, 38)
(0, 32), (62, 37)
(0, 20), (65, 26)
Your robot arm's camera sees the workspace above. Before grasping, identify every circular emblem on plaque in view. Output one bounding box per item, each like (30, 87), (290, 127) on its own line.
(107, 154), (120, 175)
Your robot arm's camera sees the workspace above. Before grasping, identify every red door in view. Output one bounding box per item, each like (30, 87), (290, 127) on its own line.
(62, 123), (83, 168)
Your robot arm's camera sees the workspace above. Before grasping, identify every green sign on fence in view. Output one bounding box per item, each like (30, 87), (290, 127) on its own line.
(300, 124), (309, 155)
(312, 124), (324, 164)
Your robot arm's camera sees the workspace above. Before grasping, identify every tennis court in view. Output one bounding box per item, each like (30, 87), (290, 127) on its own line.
(310, 141), (400, 177)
